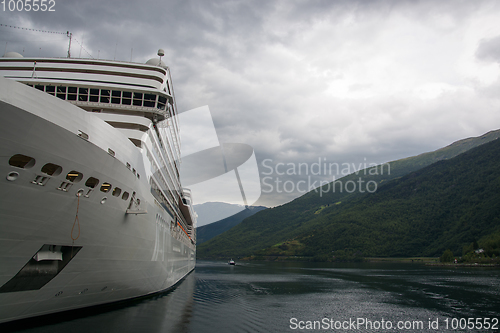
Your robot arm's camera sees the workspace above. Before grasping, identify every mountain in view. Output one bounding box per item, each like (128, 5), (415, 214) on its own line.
(196, 206), (267, 244)
(198, 130), (500, 259)
(193, 202), (247, 227)
(297, 137), (500, 258)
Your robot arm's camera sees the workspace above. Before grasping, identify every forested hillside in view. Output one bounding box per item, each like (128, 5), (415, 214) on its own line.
(198, 131), (500, 260)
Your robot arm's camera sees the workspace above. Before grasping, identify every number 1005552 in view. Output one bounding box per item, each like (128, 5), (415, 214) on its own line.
(2, 0), (55, 12)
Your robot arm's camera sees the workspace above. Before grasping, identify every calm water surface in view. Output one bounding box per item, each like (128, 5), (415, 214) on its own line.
(5, 261), (500, 332)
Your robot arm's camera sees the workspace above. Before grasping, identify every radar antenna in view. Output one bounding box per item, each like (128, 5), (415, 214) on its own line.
(157, 49), (165, 66)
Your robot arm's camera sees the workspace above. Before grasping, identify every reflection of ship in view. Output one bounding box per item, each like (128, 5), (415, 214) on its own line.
(0, 50), (196, 323)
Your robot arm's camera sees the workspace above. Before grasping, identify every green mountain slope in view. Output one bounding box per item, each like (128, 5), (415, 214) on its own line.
(298, 137), (500, 258)
(196, 206), (267, 244)
(198, 130), (500, 259)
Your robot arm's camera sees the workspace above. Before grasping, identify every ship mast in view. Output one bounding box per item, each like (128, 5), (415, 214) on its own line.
(67, 31), (72, 58)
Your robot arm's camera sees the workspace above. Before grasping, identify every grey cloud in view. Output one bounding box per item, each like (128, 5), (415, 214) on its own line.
(476, 35), (500, 63)
(2, 0), (499, 207)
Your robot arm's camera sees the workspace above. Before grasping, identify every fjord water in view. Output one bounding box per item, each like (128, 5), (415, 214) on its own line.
(7, 261), (499, 332)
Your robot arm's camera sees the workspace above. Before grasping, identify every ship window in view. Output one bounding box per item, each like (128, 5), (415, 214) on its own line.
(90, 89), (99, 102)
(56, 86), (66, 100)
(122, 91), (132, 105)
(100, 90), (110, 103)
(166, 81), (171, 95)
(46, 86), (55, 95)
(133, 92), (143, 106)
(41, 163), (62, 176)
(122, 191), (129, 200)
(67, 87), (77, 101)
(144, 94), (156, 108)
(35, 85), (44, 91)
(112, 187), (122, 197)
(85, 177), (99, 188)
(126, 163), (131, 170)
(9, 154), (35, 169)
(66, 171), (83, 183)
(157, 96), (167, 110)
(111, 90), (121, 104)
(100, 182), (112, 193)
(78, 88), (88, 101)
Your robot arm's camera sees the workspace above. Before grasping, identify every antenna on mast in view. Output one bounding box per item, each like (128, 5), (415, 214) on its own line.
(67, 31), (72, 58)
(157, 49), (165, 66)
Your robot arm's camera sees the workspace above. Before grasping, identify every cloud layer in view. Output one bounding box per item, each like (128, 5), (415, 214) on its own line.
(2, 0), (500, 206)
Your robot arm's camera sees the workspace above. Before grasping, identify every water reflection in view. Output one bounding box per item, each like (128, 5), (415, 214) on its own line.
(3, 272), (196, 333)
(3, 261), (500, 333)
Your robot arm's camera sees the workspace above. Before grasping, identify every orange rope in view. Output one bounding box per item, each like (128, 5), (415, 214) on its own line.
(71, 195), (81, 241)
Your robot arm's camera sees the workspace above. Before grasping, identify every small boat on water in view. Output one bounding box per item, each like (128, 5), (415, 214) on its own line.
(228, 259), (235, 265)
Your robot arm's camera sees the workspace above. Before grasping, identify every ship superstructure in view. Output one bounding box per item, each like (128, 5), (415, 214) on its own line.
(0, 50), (196, 323)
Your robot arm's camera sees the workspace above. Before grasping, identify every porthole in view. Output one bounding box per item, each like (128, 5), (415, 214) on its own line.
(85, 177), (99, 188)
(66, 171), (83, 183)
(6, 172), (19, 181)
(122, 191), (129, 200)
(100, 197), (107, 204)
(112, 187), (122, 197)
(41, 163), (62, 176)
(100, 183), (112, 193)
(9, 154), (36, 169)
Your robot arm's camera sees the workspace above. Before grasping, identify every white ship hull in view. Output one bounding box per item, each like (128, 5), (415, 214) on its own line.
(0, 76), (195, 323)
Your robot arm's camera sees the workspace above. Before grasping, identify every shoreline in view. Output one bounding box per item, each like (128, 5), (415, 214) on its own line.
(199, 256), (500, 267)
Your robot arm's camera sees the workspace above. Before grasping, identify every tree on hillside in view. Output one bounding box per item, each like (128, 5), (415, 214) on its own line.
(440, 249), (454, 263)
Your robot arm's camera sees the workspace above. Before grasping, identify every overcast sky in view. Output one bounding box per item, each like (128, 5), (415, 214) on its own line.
(2, 0), (500, 207)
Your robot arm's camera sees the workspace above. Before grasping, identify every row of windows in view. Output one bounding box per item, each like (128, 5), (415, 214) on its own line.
(147, 149), (176, 206)
(9, 154), (132, 201)
(26, 84), (171, 111)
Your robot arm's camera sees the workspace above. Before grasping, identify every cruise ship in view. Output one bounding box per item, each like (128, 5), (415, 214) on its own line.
(0, 50), (196, 323)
